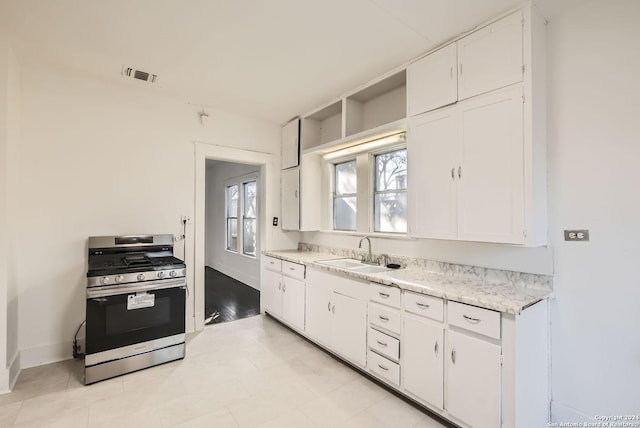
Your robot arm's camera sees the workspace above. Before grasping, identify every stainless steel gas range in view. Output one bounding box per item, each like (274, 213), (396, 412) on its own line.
(85, 234), (187, 384)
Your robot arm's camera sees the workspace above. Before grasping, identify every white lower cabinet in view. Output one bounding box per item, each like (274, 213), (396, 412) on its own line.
(261, 257), (305, 331)
(331, 292), (367, 367)
(305, 279), (332, 346)
(402, 314), (444, 409)
(447, 330), (501, 428)
(262, 267), (283, 317)
(282, 276), (305, 331)
(305, 269), (368, 368)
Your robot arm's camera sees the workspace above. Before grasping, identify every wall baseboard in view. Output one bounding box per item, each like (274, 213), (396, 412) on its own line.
(20, 341), (73, 369)
(209, 263), (260, 290)
(551, 401), (593, 423)
(0, 350), (21, 394)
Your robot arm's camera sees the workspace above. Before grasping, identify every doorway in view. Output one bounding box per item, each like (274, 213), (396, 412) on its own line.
(193, 142), (275, 332)
(204, 160), (261, 324)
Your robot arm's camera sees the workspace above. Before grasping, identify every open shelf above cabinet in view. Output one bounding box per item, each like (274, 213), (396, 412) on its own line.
(301, 101), (343, 151)
(345, 71), (406, 137)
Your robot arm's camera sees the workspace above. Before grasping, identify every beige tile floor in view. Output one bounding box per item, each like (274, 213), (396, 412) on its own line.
(0, 315), (450, 428)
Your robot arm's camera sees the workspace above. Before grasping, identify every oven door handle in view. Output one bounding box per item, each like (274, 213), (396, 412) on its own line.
(87, 279), (187, 298)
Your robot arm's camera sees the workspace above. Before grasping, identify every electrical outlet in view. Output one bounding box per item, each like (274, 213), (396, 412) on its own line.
(273, 217), (279, 226)
(181, 215), (190, 223)
(564, 229), (589, 241)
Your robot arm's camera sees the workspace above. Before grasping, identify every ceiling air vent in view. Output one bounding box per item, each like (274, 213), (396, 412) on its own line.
(121, 65), (158, 83)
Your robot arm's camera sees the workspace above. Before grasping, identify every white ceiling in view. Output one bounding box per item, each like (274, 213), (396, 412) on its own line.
(0, 0), (585, 124)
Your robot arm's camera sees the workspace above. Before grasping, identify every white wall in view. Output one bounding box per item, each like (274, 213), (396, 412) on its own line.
(205, 161), (261, 289)
(546, 0), (640, 419)
(0, 42), (20, 391)
(10, 64), (284, 368)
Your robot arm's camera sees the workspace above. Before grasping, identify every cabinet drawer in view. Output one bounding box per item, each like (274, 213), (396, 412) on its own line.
(369, 283), (401, 308)
(448, 301), (500, 340)
(368, 327), (400, 361)
(262, 256), (282, 273)
(282, 261), (305, 280)
(369, 302), (401, 334)
(403, 292), (444, 322)
(368, 349), (400, 386)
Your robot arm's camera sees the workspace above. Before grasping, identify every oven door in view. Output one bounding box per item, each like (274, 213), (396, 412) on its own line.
(85, 280), (186, 355)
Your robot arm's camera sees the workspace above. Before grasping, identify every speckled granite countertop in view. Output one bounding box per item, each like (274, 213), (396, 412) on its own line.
(264, 250), (553, 315)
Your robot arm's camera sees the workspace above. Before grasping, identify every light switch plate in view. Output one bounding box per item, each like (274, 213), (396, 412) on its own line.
(564, 229), (589, 241)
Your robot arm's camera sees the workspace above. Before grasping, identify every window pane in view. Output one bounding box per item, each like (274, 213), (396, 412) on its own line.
(374, 192), (407, 233)
(243, 181), (257, 218)
(335, 160), (357, 195)
(227, 185), (239, 216)
(243, 219), (256, 256)
(227, 218), (237, 252)
(333, 196), (356, 231)
(375, 149), (407, 191)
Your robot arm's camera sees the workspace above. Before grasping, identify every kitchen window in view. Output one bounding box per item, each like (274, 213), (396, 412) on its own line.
(325, 132), (406, 235)
(333, 160), (357, 231)
(225, 174), (258, 257)
(225, 185), (239, 252)
(374, 149), (407, 233)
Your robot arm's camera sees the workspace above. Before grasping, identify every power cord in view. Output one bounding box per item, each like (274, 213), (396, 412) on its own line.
(73, 320), (86, 359)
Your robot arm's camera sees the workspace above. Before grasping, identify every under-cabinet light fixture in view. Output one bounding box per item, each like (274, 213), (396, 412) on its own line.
(322, 132), (406, 160)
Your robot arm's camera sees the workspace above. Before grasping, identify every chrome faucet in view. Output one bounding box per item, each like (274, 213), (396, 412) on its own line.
(358, 236), (377, 265)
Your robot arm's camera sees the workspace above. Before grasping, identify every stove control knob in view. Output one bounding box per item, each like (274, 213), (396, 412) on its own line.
(170, 270), (177, 278)
(115, 275), (124, 283)
(157, 271), (166, 279)
(100, 276), (110, 285)
(137, 274), (145, 281)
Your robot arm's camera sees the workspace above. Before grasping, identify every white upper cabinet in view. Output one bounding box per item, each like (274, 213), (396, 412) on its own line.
(409, 86), (526, 244)
(281, 167), (299, 231)
(281, 118), (300, 170)
(458, 86), (524, 244)
(458, 11), (524, 100)
(408, 106), (459, 239)
(407, 43), (458, 116)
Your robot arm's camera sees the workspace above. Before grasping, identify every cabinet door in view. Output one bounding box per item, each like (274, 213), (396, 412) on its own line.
(305, 279), (332, 345)
(281, 119), (300, 169)
(408, 106), (459, 239)
(331, 292), (367, 367)
(282, 276), (305, 331)
(447, 330), (501, 428)
(261, 268), (282, 318)
(402, 314), (444, 409)
(458, 11), (523, 100)
(281, 167), (300, 231)
(457, 86), (524, 244)
(407, 43), (458, 116)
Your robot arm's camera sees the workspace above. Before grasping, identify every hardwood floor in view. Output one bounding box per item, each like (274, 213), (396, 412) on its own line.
(204, 267), (261, 324)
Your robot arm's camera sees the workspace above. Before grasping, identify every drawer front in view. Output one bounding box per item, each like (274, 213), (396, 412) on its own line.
(368, 349), (400, 386)
(282, 261), (305, 280)
(448, 301), (501, 340)
(369, 283), (401, 308)
(369, 303), (401, 334)
(368, 327), (400, 361)
(403, 291), (444, 322)
(262, 256), (282, 273)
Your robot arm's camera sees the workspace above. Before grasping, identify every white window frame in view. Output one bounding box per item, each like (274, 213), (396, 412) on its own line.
(325, 133), (407, 236)
(372, 147), (408, 234)
(224, 172), (259, 258)
(332, 159), (358, 231)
